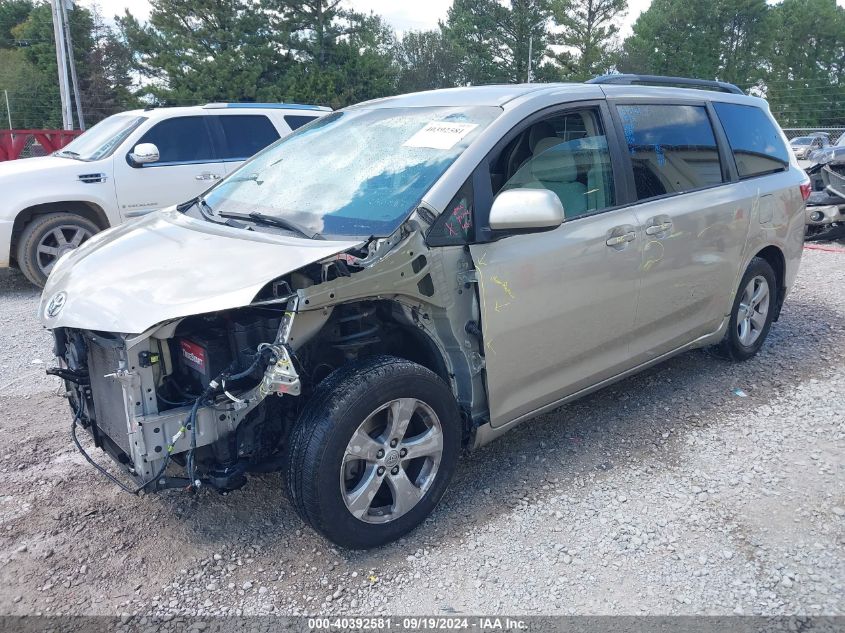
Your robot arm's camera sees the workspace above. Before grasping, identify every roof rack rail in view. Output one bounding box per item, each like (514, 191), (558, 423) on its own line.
(587, 74), (744, 95)
(203, 102), (332, 112)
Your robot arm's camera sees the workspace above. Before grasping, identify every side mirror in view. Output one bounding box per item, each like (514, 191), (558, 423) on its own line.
(489, 189), (564, 231)
(129, 143), (159, 166)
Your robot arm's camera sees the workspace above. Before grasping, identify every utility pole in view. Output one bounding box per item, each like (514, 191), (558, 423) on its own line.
(527, 17), (545, 84)
(59, 0), (85, 130)
(4, 90), (11, 130)
(527, 35), (533, 83)
(50, 0), (74, 129)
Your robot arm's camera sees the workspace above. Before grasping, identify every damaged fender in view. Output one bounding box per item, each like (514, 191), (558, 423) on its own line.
(38, 208), (360, 333)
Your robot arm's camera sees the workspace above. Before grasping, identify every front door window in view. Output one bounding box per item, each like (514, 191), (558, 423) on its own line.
(497, 109), (616, 220)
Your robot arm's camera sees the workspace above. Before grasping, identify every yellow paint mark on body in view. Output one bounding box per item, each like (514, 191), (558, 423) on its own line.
(491, 275), (515, 299)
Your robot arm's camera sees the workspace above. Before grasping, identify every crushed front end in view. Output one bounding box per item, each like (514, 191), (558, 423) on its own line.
(51, 298), (302, 492)
(43, 225), (488, 495)
(805, 157), (845, 242)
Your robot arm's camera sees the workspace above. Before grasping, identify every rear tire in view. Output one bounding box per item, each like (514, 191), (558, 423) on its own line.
(16, 212), (99, 287)
(283, 355), (461, 549)
(715, 257), (777, 361)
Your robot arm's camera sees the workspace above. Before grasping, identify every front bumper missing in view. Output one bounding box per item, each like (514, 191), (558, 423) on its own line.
(64, 300), (301, 491)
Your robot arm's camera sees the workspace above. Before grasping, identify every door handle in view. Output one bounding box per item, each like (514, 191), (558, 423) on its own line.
(605, 231), (636, 247)
(645, 221), (672, 235)
(195, 172), (221, 181)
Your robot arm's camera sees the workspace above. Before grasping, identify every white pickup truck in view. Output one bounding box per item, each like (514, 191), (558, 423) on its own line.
(0, 102), (331, 285)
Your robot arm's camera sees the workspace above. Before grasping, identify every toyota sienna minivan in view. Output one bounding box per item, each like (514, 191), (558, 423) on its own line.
(39, 75), (809, 548)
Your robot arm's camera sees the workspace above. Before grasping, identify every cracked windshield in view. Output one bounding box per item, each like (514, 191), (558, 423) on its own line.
(201, 106), (501, 239)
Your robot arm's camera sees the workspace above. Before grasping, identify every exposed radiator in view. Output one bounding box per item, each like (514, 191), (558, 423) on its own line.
(87, 342), (132, 455)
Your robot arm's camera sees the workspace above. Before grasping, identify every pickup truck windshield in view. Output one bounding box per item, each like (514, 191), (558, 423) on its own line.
(57, 113), (147, 161)
(202, 106), (500, 238)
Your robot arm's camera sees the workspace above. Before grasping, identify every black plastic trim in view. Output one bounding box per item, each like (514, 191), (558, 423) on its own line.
(589, 74), (744, 95)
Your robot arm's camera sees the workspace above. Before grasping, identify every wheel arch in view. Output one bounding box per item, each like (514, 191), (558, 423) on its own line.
(753, 245), (786, 321)
(382, 315), (451, 385)
(10, 201), (110, 266)
(315, 298), (452, 385)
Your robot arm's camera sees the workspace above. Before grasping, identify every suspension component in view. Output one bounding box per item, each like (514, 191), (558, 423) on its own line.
(328, 304), (381, 359)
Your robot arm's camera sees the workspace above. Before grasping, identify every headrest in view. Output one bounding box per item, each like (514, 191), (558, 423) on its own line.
(528, 121), (557, 152)
(531, 137), (578, 182)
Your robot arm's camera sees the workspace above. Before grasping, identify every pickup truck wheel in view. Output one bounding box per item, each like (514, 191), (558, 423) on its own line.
(715, 257), (777, 361)
(16, 212), (98, 287)
(284, 356), (461, 549)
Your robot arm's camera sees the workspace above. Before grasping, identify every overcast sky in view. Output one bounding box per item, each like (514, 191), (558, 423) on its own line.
(79, 0), (655, 39)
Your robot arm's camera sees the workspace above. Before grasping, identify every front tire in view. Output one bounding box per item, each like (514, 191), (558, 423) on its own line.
(16, 212), (98, 287)
(715, 257), (777, 361)
(284, 356), (461, 549)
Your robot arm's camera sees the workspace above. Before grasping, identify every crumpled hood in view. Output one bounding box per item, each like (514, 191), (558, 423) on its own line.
(39, 209), (360, 334)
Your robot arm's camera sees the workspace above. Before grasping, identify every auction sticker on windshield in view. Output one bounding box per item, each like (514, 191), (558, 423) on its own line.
(403, 121), (479, 150)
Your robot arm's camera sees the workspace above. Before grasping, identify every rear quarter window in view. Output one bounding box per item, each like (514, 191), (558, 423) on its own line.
(713, 102), (789, 179)
(284, 115), (319, 131)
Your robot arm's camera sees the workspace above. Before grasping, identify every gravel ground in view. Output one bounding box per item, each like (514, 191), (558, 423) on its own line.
(0, 246), (843, 619)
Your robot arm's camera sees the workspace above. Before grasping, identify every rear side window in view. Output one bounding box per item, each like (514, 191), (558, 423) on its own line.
(217, 115), (281, 160)
(617, 104), (724, 201)
(713, 103), (789, 179)
(136, 116), (215, 164)
(284, 115), (318, 131)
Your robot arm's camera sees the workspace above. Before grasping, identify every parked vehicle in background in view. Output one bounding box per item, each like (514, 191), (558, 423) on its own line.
(0, 103), (331, 286)
(807, 131), (845, 166)
(790, 134), (828, 160)
(40, 76), (807, 549)
(807, 131), (831, 143)
(805, 132), (845, 242)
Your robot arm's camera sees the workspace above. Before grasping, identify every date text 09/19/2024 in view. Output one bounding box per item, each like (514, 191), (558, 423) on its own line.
(307, 617), (528, 631)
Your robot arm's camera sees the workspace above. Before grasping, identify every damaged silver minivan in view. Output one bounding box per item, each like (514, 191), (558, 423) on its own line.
(40, 76), (808, 548)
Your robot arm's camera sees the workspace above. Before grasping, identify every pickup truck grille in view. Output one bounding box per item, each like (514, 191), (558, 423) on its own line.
(824, 164), (845, 199)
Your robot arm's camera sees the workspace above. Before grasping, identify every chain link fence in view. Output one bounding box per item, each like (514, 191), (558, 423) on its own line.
(781, 127), (845, 142)
(16, 134), (49, 159)
(0, 130), (82, 161)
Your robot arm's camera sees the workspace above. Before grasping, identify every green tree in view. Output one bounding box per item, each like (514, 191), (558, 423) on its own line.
(620, 0), (770, 86)
(118, 0), (281, 104)
(0, 0), (32, 47)
(549, 0), (626, 80)
(443, 0), (552, 84)
(268, 1), (398, 107)
(0, 47), (56, 128)
(1, 1), (136, 128)
(84, 6), (137, 121)
(765, 0), (845, 126)
(395, 29), (460, 93)
(272, 0), (350, 67)
(13, 2), (98, 127)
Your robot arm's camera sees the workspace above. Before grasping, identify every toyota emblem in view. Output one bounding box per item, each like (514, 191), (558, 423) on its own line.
(45, 291), (67, 318)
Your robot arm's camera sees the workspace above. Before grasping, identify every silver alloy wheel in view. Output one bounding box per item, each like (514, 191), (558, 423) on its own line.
(36, 225), (92, 276)
(341, 398), (443, 524)
(736, 274), (770, 347)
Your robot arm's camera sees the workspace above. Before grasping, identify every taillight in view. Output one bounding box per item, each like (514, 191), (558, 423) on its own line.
(800, 181), (812, 201)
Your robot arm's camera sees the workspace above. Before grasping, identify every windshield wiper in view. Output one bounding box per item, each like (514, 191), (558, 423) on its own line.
(176, 196), (235, 226)
(55, 149), (81, 159)
(176, 196), (200, 213)
(218, 211), (321, 240)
